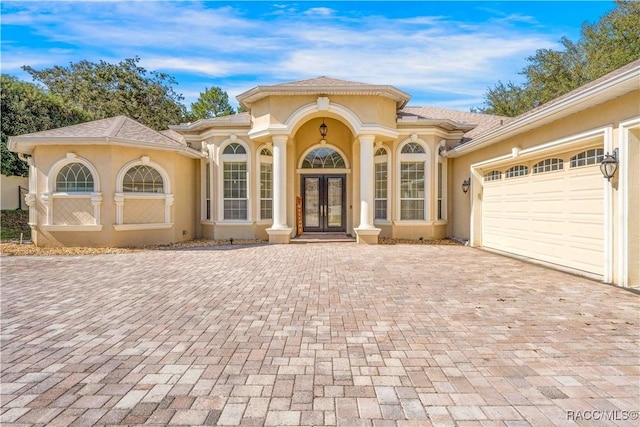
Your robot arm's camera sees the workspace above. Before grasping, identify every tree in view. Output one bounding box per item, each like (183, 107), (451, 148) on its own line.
(1, 75), (88, 176)
(475, 0), (640, 116)
(23, 57), (186, 130)
(188, 86), (235, 121)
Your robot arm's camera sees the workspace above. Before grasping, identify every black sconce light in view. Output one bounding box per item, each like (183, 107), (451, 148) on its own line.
(462, 178), (471, 194)
(319, 119), (328, 139)
(600, 148), (619, 182)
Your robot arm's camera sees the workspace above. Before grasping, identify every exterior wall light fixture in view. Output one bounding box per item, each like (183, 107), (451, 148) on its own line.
(600, 148), (619, 182)
(319, 119), (328, 139)
(462, 178), (471, 194)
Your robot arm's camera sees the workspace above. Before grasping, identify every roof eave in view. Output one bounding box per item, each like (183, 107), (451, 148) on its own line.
(8, 136), (205, 159)
(445, 62), (640, 158)
(237, 84), (411, 110)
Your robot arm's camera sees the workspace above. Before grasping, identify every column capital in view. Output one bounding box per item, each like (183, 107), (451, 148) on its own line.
(357, 134), (376, 145)
(272, 135), (289, 145)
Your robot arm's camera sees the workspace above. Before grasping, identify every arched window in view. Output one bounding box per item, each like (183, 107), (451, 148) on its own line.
(45, 155), (102, 230)
(122, 165), (164, 193)
(374, 147), (389, 221)
(505, 165), (529, 179)
(484, 171), (502, 182)
(223, 143), (246, 155)
(114, 157), (173, 230)
(259, 147), (273, 220)
(401, 142), (425, 154)
(570, 148), (604, 168)
(398, 140), (429, 220)
(302, 147), (346, 169)
(56, 163), (94, 192)
(533, 158), (563, 174)
(221, 141), (249, 220)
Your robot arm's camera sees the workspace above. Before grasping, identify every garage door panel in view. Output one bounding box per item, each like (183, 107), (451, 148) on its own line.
(482, 164), (604, 276)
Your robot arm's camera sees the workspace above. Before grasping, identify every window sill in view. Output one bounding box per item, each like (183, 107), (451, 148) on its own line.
(214, 221), (253, 227)
(113, 223), (173, 231)
(44, 225), (103, 232)
(393, 220), (432, 226)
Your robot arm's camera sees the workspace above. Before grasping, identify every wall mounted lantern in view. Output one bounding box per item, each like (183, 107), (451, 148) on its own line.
(462, 178), (471, 194)
(319, 119), (328, 139)
(600, 148), (619, 182)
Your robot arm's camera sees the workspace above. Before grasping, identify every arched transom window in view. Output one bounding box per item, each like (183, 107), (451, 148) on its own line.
(302, 147), (346, 169)
(56, 163), (94, 192)
(123, 165), (164, 193)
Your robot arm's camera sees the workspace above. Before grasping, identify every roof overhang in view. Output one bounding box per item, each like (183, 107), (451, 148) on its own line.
(444, 62), (640, 158)
(237, 84), (411, 110)
(8, 136), (206, 159)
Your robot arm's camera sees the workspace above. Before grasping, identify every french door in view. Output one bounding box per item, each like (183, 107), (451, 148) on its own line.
(301, 174), (346, 232)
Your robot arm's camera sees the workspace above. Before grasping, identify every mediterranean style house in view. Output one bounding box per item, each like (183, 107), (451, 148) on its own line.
(8, 59), (640, 287)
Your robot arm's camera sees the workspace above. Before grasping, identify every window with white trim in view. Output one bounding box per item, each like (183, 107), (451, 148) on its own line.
(205, 162), (211, 220)
(484, 171), (502, 182)
(399, 141), (427, 220)
(570, 148), (604, 167)
(56, 163), (94, 192)
(374, 147), (388, 220)
(222, 142), (248, 220)
(260, 147), (273, 220)
(505, 165), (529, 178)
(533, 158), (563, 174)
(123, 165), (163, 193)
(302, 147), (346, 169)
(437, 162), (443, 220)
(45, 155), (102, 230)
(114, 158), (173, 229)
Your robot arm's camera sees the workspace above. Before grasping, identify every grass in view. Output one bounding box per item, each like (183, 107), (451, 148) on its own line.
(1, 210), (30, 241)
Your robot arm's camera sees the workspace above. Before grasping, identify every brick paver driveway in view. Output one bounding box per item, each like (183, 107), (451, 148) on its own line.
(1, 244), (638, 426)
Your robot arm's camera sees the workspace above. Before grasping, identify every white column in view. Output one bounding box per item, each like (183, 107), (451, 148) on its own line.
(272, 135), (288, 229)
(354, 135), (380, 244)
(267, 135), (292, 244)
(358, 135), (376, 229)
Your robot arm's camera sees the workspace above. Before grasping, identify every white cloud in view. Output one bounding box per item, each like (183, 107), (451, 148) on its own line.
(0, 1), (567, 109)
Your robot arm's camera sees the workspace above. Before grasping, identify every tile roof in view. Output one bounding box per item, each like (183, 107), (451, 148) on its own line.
(400, 107), (509, 138)
(273, 76), (374, 87)
(15, 115), (186, 148)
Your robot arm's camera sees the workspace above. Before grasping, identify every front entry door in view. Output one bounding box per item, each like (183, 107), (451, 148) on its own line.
(302, 175), (346, 232)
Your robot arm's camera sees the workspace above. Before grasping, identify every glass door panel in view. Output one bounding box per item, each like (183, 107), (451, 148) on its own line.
(301, 174), (345, 232)
(304, 177), (320, 229)
(326, 177), (343, 229)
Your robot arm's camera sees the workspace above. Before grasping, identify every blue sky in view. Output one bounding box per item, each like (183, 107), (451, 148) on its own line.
(1, 1), (616, 111)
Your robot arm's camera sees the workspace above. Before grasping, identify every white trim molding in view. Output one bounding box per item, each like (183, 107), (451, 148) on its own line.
(114, 157), (173, 227)
(618, 116), (640, 287)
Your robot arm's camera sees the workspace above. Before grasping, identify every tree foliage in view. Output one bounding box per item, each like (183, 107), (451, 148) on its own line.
(23, 57), (186, 130)
(188, 86), (236, 121)
(475, 0), (640, 116)
(1, 75), (88, 176)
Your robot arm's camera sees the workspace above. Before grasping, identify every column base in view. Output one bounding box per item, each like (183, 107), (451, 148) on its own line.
(354, 227), (381, 244)
(266, 227), (293, 244)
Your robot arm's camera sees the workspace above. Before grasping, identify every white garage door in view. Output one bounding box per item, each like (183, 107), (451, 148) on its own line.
(482, 161), (604, 276)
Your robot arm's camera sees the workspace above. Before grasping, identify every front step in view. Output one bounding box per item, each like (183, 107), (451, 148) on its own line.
(291, 233), (355, 244)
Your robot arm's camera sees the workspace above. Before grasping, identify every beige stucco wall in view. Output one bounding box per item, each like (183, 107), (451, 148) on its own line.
(30, 145), (198, 247)
(450, 91), (640, 242)
(250, 94), (399, 130)
(1, 174), (28, 210)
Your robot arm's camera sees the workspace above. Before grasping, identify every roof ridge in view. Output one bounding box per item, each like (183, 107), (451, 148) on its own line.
(106, 115), (128, 137)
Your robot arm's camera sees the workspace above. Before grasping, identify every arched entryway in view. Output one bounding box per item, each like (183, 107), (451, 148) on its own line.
(299, 146), (348, 233)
